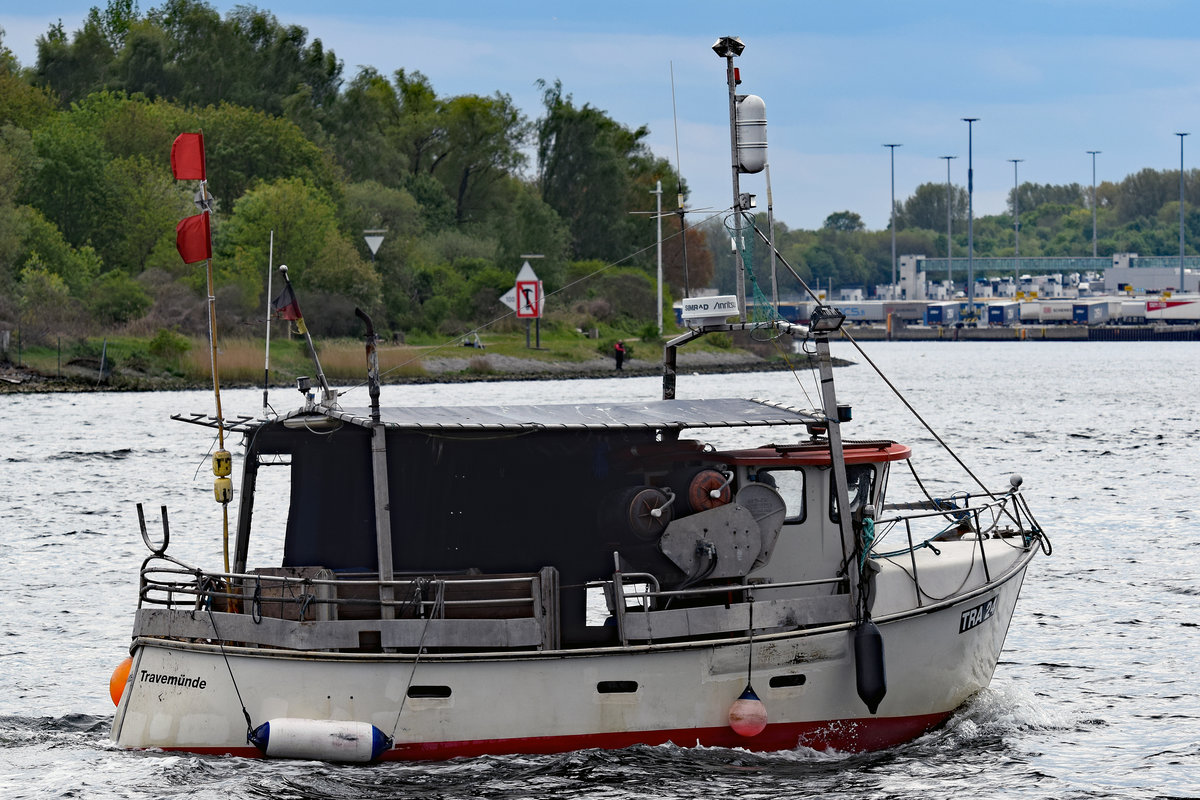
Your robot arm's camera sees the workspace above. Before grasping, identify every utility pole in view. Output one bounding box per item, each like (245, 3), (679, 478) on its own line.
(941, 155), (956, 290)
(884, 144), (902, 297)
(962, 118), (979, 321)
(1087, 151), (1101, 258)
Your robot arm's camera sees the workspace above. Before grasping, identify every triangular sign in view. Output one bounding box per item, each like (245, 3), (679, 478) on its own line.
(364, 235), (384, 255)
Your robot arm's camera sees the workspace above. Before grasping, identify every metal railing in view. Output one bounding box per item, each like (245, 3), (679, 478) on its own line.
(139, 562), (544, 620)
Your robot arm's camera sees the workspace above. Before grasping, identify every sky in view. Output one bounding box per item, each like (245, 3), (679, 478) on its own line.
(4, 0), (1200, 232)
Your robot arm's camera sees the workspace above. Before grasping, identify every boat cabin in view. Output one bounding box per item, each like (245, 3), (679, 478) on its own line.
(228, 399), (911, 649)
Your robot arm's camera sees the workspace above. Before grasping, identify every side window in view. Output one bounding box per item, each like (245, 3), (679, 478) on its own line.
(830, 464), (876, 523)
(756, 469), (805, 523)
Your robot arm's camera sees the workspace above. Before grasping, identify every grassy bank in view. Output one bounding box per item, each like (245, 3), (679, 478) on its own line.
(2, 326), (754, 391)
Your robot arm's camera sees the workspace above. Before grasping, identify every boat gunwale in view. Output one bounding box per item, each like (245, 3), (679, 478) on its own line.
(128, 538), (1039, 663)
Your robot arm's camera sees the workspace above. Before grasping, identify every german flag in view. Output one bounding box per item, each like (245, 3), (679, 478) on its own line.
(272, 283), (307, 334)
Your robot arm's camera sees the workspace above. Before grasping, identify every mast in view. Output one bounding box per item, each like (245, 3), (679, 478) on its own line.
(714, 36), (747, 321)
(355, 308), (394, 622)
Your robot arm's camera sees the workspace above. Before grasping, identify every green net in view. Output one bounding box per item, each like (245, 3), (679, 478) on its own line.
(725, 212), (780, 327)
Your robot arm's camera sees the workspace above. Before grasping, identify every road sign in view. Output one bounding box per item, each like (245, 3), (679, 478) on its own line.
(516, 280), (541, 318)
(510, 261), (543, 318)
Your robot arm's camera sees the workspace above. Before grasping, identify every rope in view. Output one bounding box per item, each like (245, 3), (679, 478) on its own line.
(859, 517), (875, 572)
(388, 580), (444, 740)
(204, 606), (255, 740)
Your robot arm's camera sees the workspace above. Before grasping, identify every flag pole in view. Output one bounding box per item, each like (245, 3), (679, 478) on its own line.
(201, 177), (224, 453)
(277, 265), (331, 401)
(171, 130), (233, 574)
(263, 230), (274, 416)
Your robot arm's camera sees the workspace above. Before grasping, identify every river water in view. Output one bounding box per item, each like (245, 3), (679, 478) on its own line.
(2, 339), (1198, 799)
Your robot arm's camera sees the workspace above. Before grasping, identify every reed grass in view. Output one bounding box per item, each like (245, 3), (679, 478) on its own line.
(182, 338), (430, 383)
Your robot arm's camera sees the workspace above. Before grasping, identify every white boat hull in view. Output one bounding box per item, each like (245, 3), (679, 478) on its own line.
(111, 554), (1032, 759)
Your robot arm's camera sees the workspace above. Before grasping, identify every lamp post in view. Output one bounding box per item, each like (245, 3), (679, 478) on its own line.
(1177, 132), (1189, 292)
(884, 144), (901, 297)
(1087, 150), (1101, 258)
(940, 155), (956, 288)
(1009, 158), (1023, 288)
(962, 118), (978, 319)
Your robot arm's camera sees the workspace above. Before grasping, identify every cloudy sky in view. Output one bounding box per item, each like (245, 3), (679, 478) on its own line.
(4, 0), (1200, 230)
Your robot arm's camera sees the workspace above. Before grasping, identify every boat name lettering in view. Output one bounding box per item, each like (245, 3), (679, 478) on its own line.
(958, 597), (997, 634)
(139, 669), (207, 690)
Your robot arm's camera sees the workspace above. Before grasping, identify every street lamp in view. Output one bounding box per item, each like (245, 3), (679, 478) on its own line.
(884, 144), (901, 296)
(1009, 158), (1023, 288)
(1087, 151), (1101, 258)
(962, 118), (978, 319)
(1177, 132), (1189, 291)
(940, 155), (956, 288)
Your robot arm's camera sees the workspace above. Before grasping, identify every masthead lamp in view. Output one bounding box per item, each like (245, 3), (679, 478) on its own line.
(712, 36), (745, 58)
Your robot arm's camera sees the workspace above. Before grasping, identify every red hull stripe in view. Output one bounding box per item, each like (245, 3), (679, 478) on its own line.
(157, 712), (951, 761)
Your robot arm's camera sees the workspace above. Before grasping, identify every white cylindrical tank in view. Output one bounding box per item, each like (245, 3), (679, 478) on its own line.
(736, 94), (767, 174)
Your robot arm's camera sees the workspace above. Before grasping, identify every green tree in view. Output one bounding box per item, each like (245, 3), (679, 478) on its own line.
(17, 261), (82, 340)
(33, 15), (115, 106)
(219, 177), (379, 317)
(95, 153), (192, 274)
(11, 205), (102, 295)
(822, 211), (865, 232)
(537, 80), (656, 263)
(24, 114), (109, 248)
(89, 268), (152, 323)
(436, 92), (528, 225)
(896, 183), (968, 231)
(196, 102), (340, 208)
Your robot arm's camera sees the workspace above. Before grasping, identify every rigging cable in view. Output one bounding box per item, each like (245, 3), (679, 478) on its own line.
(204, 604), (255, 741)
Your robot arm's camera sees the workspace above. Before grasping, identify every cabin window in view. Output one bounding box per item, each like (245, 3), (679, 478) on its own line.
(755, 469), (805, 523)
(830, 464), (877, 523)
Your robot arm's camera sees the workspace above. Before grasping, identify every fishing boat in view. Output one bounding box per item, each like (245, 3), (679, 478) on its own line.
(109, 38), (1048, 762)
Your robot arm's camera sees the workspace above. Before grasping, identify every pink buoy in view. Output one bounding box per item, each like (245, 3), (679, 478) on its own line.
(728, 684), (767, 737)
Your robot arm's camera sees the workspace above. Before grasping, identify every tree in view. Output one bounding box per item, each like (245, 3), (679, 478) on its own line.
(24, 115), (110, 249)
(896, 183), (968, 231)
(1010, 182), (1084, 217)
(33, 16), (115, 106)
(435, 92), (528, 224)
(196, 102), (340, 208)
(6, 205), (101, 297)
(536, 80), (677, 264)
(218, 177), (379, 317)
(89, 268), (152, 323)
(822, 211), (864, 232)
(662, 218), (714, 296)
(95, 154), (192, 274)
(327, 68), (405, 183)
(17, 262), (83, 340)
(0, 30), (56, 128)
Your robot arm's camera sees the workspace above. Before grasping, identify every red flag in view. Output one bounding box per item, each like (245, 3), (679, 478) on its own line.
(175, 212), (211, 263)
(171, 132), (206, 180)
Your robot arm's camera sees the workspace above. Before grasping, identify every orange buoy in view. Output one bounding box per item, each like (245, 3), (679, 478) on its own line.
(728, 684), (767, 737)
(109, 657), (133, 706)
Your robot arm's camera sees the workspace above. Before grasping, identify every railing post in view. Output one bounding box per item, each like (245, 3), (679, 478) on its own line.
(905, 518), (922, 607)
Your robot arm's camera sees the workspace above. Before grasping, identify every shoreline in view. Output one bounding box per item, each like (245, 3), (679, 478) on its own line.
(0, 349), (816, 394)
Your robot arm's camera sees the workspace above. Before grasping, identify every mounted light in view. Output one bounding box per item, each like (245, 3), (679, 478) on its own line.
(712, 36), (745, 58)
(809, 305), (846, 333)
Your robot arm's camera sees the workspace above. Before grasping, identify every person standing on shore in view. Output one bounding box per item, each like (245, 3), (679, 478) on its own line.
(614, 340), (626, 371)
